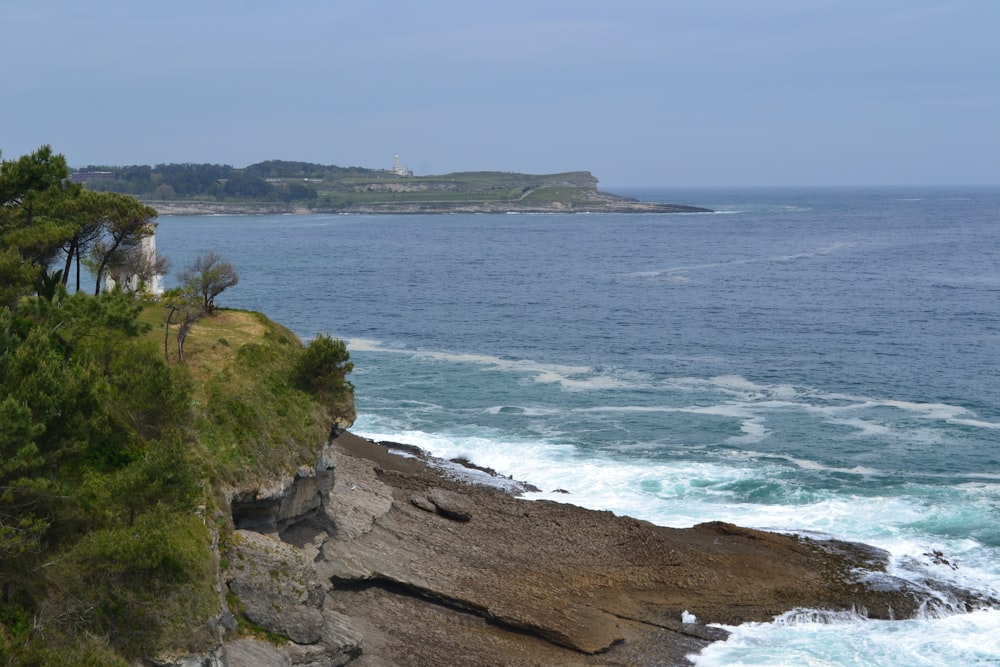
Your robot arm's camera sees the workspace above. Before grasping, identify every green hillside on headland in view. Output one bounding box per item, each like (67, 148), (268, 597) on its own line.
(72, 160), (711, 214)
(1, 147), (354, 663)
(0, 298), (353, 663)
(0, 297), (353, 663)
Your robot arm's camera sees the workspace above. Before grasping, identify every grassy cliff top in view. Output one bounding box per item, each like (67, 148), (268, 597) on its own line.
(141, 306), (352, 487)
(0, 297), (356, 662)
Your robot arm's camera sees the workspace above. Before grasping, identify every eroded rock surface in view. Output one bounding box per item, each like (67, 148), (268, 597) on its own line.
(226, 529), (325, 644)
(230, 448), (336, 533)
(222, 432), (996, 666)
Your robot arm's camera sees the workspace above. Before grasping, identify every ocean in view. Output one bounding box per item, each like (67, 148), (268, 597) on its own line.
(156, 186), (1000, 666)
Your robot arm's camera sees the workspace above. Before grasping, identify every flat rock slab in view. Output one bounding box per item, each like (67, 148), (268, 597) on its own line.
(225, 639), (290, 667)
(312, 432), (981, 665)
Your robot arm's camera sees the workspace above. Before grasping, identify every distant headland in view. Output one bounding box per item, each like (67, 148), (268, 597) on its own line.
(70, 160), (712, 215)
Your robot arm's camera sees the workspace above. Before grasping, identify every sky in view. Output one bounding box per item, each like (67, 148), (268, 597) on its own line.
(2, 1), (998, 187)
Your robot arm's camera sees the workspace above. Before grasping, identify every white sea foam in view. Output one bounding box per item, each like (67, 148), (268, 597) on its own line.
(350, 339), (649, 391)
(530, 369), (635, 390)
(658, 375), (1000, 436)
(838, 399), (1000, 431)
(356, 344), (1000, 442)
(774, 607), (871, 625)
(962, 474), (1000, 482)
(575, 403), (756, 420)
(345, 337), (388, 352)
(949, 416), (1000, 430)
(867, 399), (970, 419)
(767, 454), (882, 477)
(667, 375), (801, 401)
(692, 609), (1000, 667)
(726, 418), (769, 444)
(618, 242), (853, 279)
(353, 412), (992, 535)
(355, 420), (917, 535)
(823, 417), (898, 439)
(349, 339), (588, 375)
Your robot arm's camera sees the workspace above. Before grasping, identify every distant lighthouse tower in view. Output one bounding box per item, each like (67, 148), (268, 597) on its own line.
(392, 154), (412, 177)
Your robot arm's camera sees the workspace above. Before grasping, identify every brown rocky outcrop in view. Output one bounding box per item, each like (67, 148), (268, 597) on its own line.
(217, 432), (996, 666)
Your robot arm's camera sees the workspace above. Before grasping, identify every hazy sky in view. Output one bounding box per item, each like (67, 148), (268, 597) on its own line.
(2, 1), (997, 186)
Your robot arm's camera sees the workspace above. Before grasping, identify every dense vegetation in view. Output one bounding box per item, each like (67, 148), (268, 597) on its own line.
(74, 161), (379, 204)
(1, 147), (354, 663)
(71, 160), (602, 211)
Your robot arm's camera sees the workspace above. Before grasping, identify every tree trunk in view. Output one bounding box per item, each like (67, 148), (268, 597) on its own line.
(164, 307), (175, 360)
(94, 236), (126, 295)
(177, 320), (191, 363)
(60, 238), (76, 286)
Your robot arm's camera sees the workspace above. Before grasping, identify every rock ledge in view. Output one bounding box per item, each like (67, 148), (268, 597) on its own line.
(215, 432), (997, 667)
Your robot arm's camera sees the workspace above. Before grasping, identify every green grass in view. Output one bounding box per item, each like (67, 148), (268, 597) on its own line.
(316, 188), (525, 206)
(144, 306), (348, 486)
(520, 186), (592, 203)
(143, 170), (601, 210)
(0, 301), (351, 664)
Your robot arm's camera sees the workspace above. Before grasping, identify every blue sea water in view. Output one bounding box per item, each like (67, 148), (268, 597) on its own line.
(156, 187), (1000, 666)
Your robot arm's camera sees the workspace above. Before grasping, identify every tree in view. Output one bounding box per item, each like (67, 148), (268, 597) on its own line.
(0, 146), (80, 298)
(1, 147), (210, 660)
(161, 288), (203, 363)
(223, 173), (272, 199)
(292, 334), (355, 423)
(177, 252), (238, 313)
(87, 192), (158, 295)
(55, 189), (112, 292)
(104, 240), (170, 296)
(0, 246), (37, 308)
(2, 149), (159, 297)
(0, 145), (69, 210)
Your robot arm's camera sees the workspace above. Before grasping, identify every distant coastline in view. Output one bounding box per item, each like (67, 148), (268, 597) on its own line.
(144, 191), (712, 216)
(70, 161), (712, 215)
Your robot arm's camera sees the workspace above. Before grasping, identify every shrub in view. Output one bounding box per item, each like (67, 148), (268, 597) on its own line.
(292, 335), (352, 395)
(291, 334), (354, 423)
(39, 510), (217, 659)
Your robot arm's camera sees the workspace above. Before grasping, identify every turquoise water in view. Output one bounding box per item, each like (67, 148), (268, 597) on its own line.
(157, 187), (1000, 665)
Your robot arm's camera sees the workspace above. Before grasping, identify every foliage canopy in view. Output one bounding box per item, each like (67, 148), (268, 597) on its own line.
(0, 146), (354, 663)
(177, 251), (239, 313)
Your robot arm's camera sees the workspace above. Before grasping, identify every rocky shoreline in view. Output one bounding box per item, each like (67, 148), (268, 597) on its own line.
(203, 432), (998, 667)
(144, 191), (711, 216)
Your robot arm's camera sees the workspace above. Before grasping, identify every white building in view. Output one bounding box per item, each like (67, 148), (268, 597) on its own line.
(104, 226), (164, 295)
(392, 154), (413, 177)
